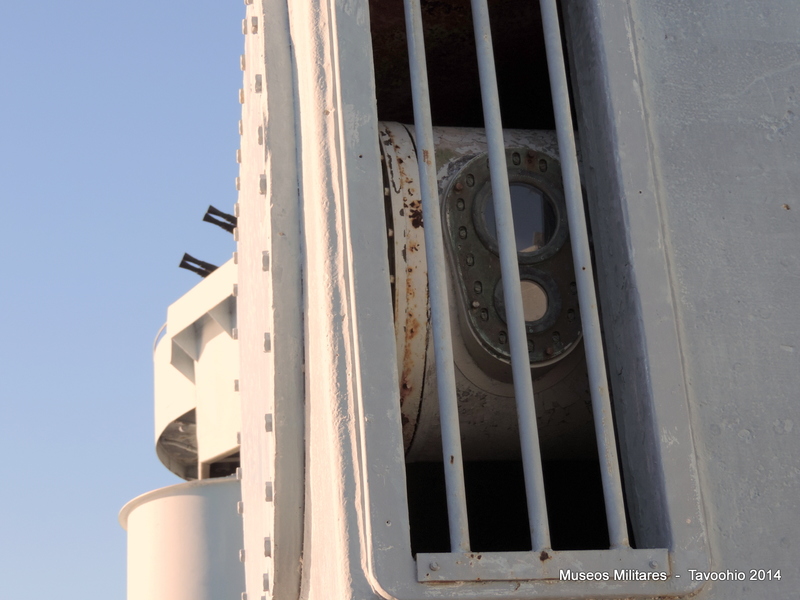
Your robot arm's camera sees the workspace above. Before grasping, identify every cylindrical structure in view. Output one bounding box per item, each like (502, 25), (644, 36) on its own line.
(119, 479), (244, 600)
(380, 123), (596, 463)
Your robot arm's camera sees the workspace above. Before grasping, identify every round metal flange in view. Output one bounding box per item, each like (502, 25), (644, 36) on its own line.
(442, 147), (582, 369)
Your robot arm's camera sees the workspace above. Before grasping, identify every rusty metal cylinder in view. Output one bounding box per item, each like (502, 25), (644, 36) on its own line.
(380, 122), (596, 463)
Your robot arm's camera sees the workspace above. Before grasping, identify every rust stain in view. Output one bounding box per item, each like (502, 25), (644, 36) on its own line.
(400, 317), (419, 406)
(423, 149), (431, 165)
(410, 200), (424, 228)
(539, 550), (551, 561)
(399, 282), (421, 408)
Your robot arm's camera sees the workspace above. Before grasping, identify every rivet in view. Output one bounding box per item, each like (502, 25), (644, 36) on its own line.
(239, 89), (245, 104)
(255, 74), (262, 93)
(265, 414), (273, 432)
(454, 182), (463, 192)
(265, 482), (273, 502)
(233, 227), (239, 241)
(239, 549), (246, 562)
(473, 281), (482, 294)
(512, 152), (521, 165)
(237, 501), (244, 514)
(263, 573), (270, 592)
(264, 332), (271, 352)
(471, 301), (480, 308)
(233, 283), (239, 297)
(429, 562), (440, 571)
(240, 54), (246, 71)
(236, 467), (243, 480)
(236, 148), (242, 163)
(232, 325), (239, 338)
(257, 126), (264, 145)
(251, 17), (258, 34)
(242, 19), (248, 35)
(539, 158), (548, 172)
(649, 560), (658, 569)
(466, 174), (475, 187)
(244, 0), (253, 4)
(238, 120), (243, 135)
(262, 251), (270, 271)
(233, 251), (238, 264)
(480, 308), (489, 321)
(264, 537), (272, 557)
(235, 176), (241, 191)
(456, 198), (465, 211)
(466, 254), (475, 266)
(499, 331), (507, 344)
(458, 226), (467, 239)
(259, 174), (267, 194)
(234, 202), (240, 217)
(241, 593), (247, 600)
(237, 432), (242, 445)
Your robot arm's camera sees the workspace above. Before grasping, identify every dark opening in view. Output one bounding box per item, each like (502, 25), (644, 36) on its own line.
(481, 184), (558, 253)
(209, 451), (240, 478)
(368, 0), (555, 129)
(407, 459), (610, 554)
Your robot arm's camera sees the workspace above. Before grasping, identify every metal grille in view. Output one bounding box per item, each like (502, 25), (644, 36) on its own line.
(402, 0), (628, 554)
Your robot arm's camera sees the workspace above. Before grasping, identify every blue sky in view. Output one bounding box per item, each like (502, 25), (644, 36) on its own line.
(0, 1), (243, 597)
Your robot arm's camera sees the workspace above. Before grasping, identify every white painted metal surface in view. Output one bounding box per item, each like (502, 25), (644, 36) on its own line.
(236, 1), (304, 598)
(294, 1), (709, 598)
(119, 479), (244, 600)
(154, 259), (240, 479)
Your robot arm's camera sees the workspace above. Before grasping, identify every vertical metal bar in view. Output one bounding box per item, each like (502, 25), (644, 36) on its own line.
(470, 0), (551, 552)
(403, 0), (471, 552)
(538, 0), (629, 548)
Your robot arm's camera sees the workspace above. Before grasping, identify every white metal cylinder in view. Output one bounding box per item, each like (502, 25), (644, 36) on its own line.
(380, 123), (596, 463)
(119, 478), (245, 600)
